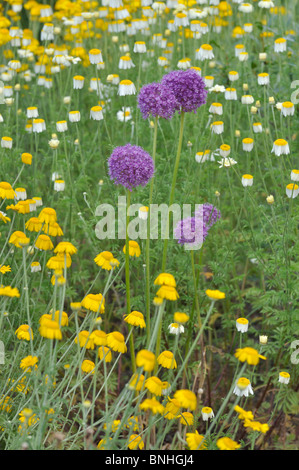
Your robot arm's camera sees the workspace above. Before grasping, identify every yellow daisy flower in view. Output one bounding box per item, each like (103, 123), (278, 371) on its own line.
(186, 431), (206, 450)
(123, 240), (141, 257)
(94, 251), (119, 270)
(217, 436), (241, 450)
(157, 350), (177, 369)
(234, 347), (266, 365)
(174, 389), (197, 411)
(124, 310), (146, 328)
(136, 349), (156, 372)
(81, 359), (95, 374)
(106, 331), (127, 353)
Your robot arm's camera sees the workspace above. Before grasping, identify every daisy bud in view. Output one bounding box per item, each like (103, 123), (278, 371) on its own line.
(266, 195), (274, 204)
(49, 139), (60, 149)
(259, 335), (268, 345)
(259, 52), (267, 61)
(5, 98), (14, 106)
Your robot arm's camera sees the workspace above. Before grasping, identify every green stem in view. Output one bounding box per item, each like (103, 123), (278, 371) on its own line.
(145, 116), (158, 346)
(191, 250), (202, 328)
(125, 189), (136, 372)
(154, 301), (166, 373)
(22, 247), (34, 356)
(161, 111), (185, 271)
(204, 362), (247, 441)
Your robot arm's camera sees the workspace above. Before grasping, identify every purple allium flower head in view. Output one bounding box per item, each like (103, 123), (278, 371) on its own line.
(174, 216), (208, 249)
(161, 69), (208, 113)
(108, 143), (154, 191)
(137, 82), (178, 120)
(194, 203), (221, 229)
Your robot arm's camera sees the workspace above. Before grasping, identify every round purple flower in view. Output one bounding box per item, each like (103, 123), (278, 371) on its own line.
(108, 143), (154, 191)
(137, 82), (178, 120)
(194, 203), (221, 229)
(161, 69), (208, 113)
(174, 216), (208, 249)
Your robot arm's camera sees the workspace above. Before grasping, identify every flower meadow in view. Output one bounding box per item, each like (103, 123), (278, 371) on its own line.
(0, 0), (299, 452)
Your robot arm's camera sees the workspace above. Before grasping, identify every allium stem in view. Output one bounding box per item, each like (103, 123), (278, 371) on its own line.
(125, 189), (136, 373)
(125, 189), (131, 316)
(161, 111), (185, 271)
(191, 250), (202, 328)
(146, 116), (158, 345)
(171, 300), (215, 392)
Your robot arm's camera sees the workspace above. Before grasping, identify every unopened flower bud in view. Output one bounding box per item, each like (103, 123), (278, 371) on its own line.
(259, 52), (267, 61)
(266, 195), (274, 204)
(259, 335), (268, 345)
